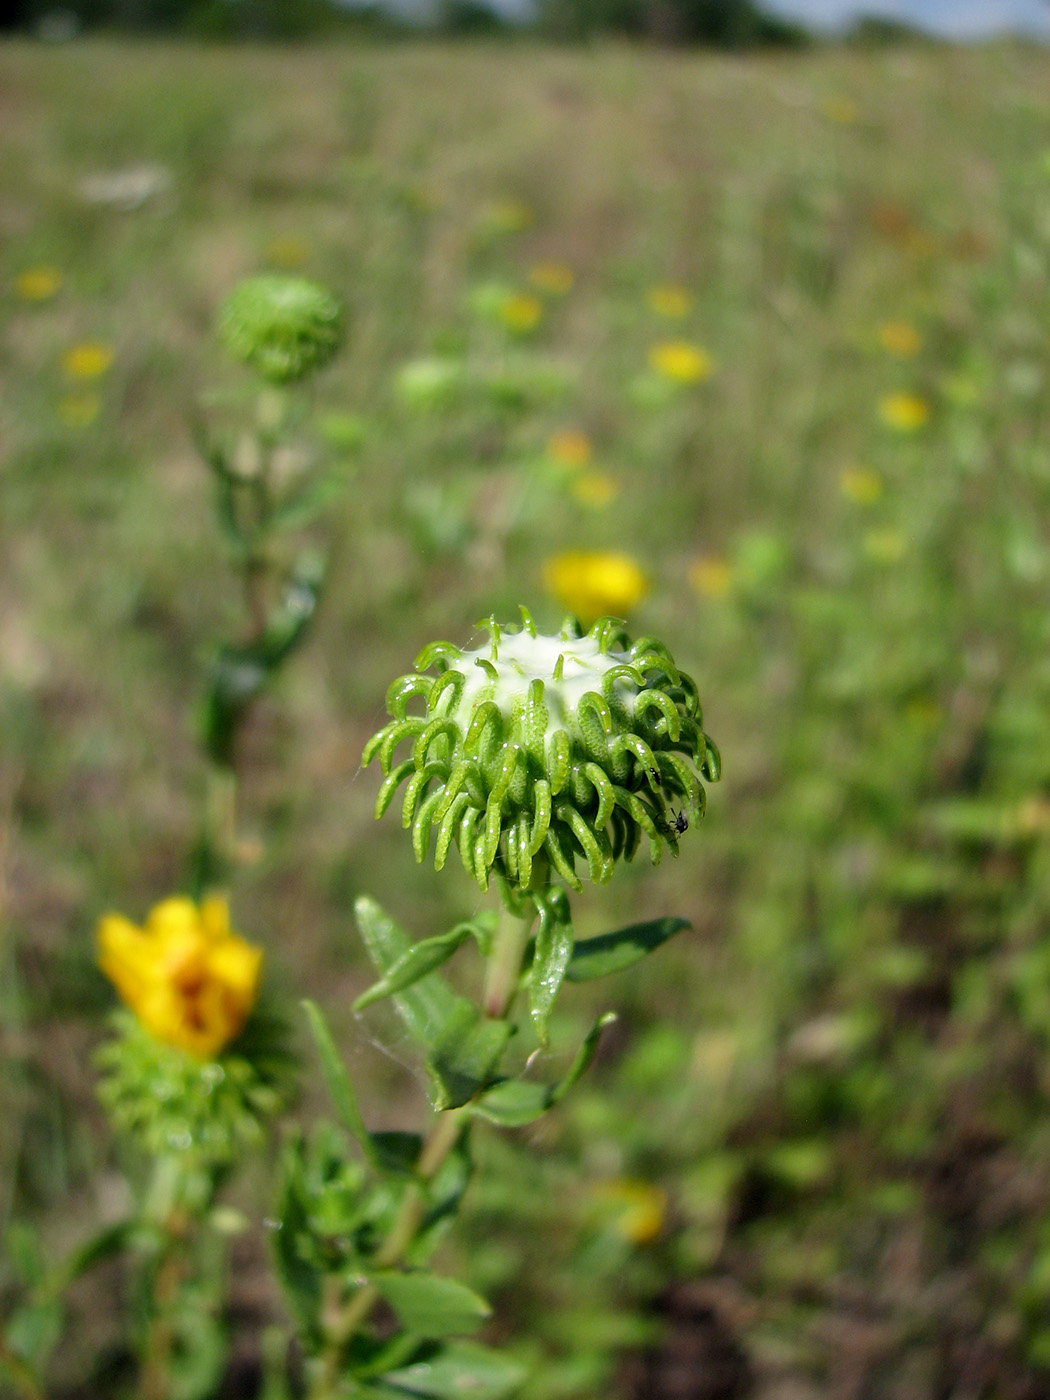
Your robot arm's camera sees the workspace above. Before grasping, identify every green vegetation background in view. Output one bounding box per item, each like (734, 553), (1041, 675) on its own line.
(5, 35), (1050, 1400)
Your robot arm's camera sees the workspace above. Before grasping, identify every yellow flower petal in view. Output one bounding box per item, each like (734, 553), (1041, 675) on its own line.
(649, 340), (715, 385)
(98, 896), (263, 1059)
(542, 550), (648, 624)
(878, 393), (929, 432)
(592, 1179), (668, 1245)
(62, 342), (114, 380)
(498, 293), (543, 334)
(15, 266), (62, 301)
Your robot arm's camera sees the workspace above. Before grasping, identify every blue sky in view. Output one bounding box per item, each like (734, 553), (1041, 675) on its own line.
(364, 0), (1050, 40)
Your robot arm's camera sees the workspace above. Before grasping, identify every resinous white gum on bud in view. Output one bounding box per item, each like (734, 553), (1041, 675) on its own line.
(363, 612), (720, 895)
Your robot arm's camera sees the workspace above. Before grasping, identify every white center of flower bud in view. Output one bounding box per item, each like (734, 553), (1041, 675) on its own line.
(453, 631), (635, 735)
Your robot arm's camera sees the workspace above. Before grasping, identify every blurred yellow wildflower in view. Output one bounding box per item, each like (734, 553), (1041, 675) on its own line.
(546, 429), (593, 468)
(542, 550), (648, 623)
(863, 528), (907, 564)
(57, 393), (101, 427)
(498, 292), (543, 334)
(822, 96), (858, 124)
(592, 1179), (668, 1245)
(571, 471), (618, 508)
(646, 284), (693, 318)
(649, 340), (715, 385)
(689, 555), (732, 599)
(265, 235), (311, 269)
(879, 392), (929, 432)
(839, 467), (883, 505)
(63, 341), (114, 380)
(877, 321), (922, 357)
(98, 896), (262, 1060)
(15, 266), (62, 301)
(529, 262), (574, 294)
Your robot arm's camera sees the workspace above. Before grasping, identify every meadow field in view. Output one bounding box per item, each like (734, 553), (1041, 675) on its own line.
(6, 32), (1050, 1400)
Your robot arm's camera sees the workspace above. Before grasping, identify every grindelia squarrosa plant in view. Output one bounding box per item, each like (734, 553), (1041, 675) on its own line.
(272, 609), (720, 1399)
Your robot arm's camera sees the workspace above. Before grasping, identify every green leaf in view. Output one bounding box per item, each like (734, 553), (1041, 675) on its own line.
(426, 1002), (513, 1111)
(354, 897), (473, 1054)
(354, 925), (474, 1013)
(271, 1138), (323, 1346)
(473, 1012), (616, 1126)
(382, 1340), (527, 1400)
(301, 999), (383, 1171)
(44, 1220), (139, 1298)
(564, 917), (690, 982)
(529, 898), (574, 1047)
(367, 1271), (491, 1338)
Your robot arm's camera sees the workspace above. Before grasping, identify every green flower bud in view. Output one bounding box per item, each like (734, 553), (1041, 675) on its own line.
(218, 275), (343, 383)
(364, 610), (720, 895)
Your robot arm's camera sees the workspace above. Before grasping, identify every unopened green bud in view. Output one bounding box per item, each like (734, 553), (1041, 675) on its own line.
(364, 610), (720, 894)
(219, 275), (343, 383)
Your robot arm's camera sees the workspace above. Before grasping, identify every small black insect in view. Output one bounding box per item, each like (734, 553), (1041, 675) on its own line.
(660, 808), (689, 837)
(649, 766), (661, 786)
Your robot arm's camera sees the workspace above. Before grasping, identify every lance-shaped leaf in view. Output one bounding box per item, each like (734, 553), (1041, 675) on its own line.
(354, 896), (473, 1054)
(426, 1001), (513, 1111)
(381, 1340), (528, 1400)
(353, 917), (492, 1014)
(528, 895), (574, 1047)
(473, 1012), (617, 1127)
(367, 1271), (491, 1338)
(301, 999), (385, 1172)
(564, 916), (690, 982)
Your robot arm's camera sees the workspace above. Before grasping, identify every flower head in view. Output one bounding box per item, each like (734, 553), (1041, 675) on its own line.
(649, 340), (715, 385)
(16, 266), (62, 301)
(219, 275), (343, 383)
(62, 341), (113, 380)
(543, 550), (647, 623)
(498, 292), (543, 335)
(363, 612), (720, 895)
(98, 896), (262, 1059)
(570, 471), (618, 508)
(879, 392), (929, 432)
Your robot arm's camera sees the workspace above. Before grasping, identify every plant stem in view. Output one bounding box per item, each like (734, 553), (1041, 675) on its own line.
(313, 1107), (468, 1398)
(482, 901), (535, 1020)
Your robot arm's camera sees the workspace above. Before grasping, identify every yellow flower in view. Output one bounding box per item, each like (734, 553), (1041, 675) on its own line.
(821, 96), (858, 124)
(591, 1179), (668, 1245)
(879, 392), (929, 432)
(570, 471), (618, 508)
(57, 392), (100, 427)
(839, 467), (882, 505)
(688, 555), (732, 599)
(646, 283), (693, 318)
(63, 341), (114, 380)
(877, 321), (922, 357)
(863, 528), (907, 564)
(498, 293), (543, 334)
(542, 550), (648, 623)
(546, 429), (593, 468)
(98, 896), (262, 1059)
(15, 266), (62, 301)
(529, 262), (574, 295)
(649, 340), (715, 385)
(265, 235), (311, 269)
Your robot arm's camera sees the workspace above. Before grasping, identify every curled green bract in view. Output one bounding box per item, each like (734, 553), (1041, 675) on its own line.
(364, 610), (720, 895)
(218, 274), (343, 383)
